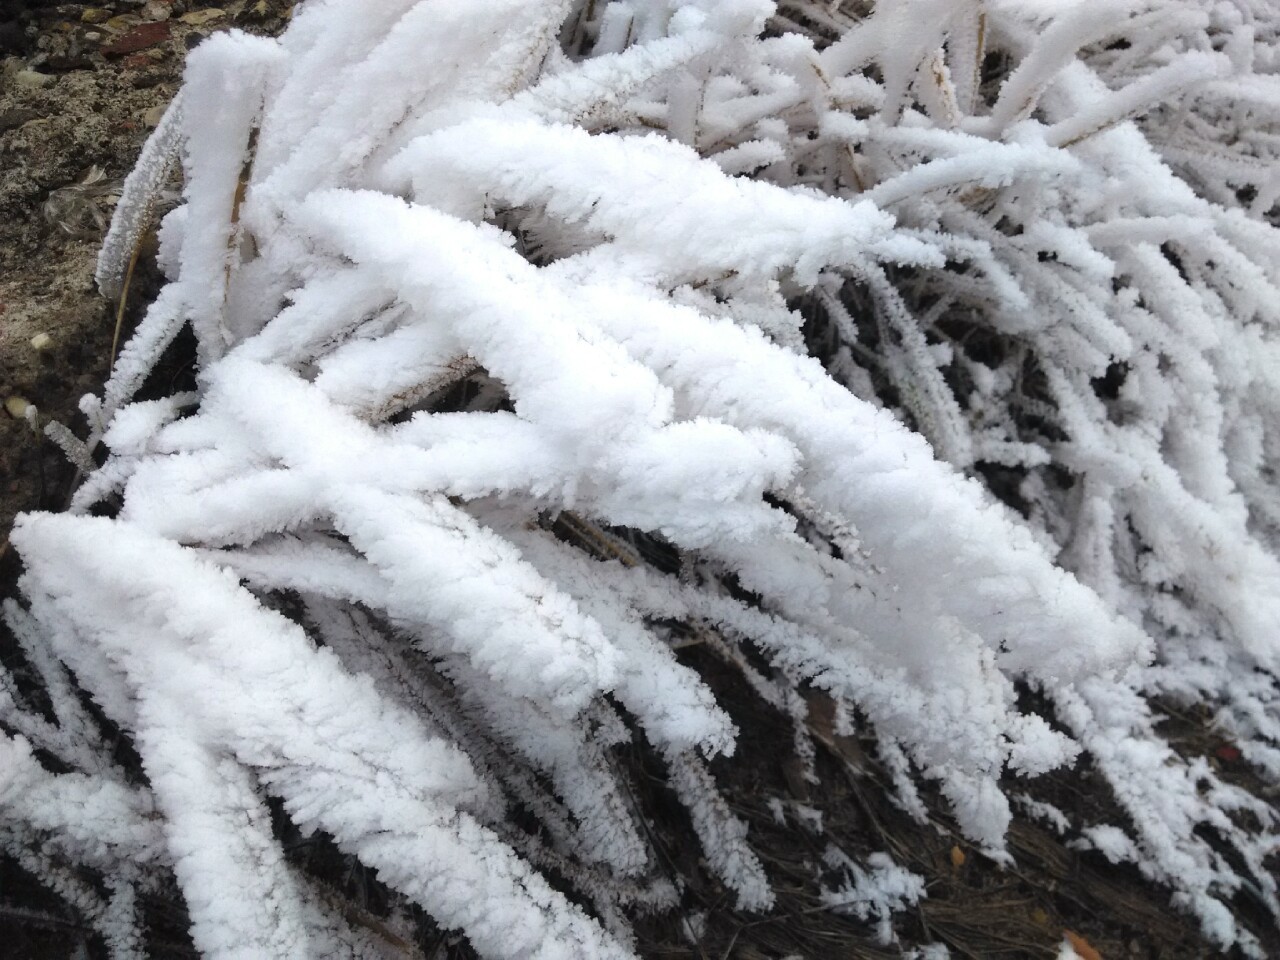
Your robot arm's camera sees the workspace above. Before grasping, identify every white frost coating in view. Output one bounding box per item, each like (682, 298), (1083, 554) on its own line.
(330, 486), (620, 717)
(865, 138), (1080, 207)
(1044, 51), (1232, 147)
(505, 527), (737, 757)
(821, 846), (927, 945)
(138, 727), (313, 959)
(249, 0), (572, 209)
(96, 91), (185, 299)
(13, 513), (632, 960)
(175, 32), (283, 369)
(0, 735), (165, 871)
(1071, 824), (1139, 864)
(387, 116), (940, 285)
(562, 275), (1153, 684)
(14, 0), (1280, 954)
(665, 751), (772, 911)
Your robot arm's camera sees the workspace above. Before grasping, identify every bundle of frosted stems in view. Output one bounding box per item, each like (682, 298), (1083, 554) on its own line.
(4, 1), (1280, 957)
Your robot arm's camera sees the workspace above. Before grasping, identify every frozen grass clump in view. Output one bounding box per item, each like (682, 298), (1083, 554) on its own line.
(4, 1), (1280, 956)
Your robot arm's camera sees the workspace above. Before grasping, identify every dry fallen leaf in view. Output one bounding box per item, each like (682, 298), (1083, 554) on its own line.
(1063, 929), (1102, 960)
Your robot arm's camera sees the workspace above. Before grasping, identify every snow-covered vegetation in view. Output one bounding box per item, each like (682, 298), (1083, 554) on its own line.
(4, 0), (1280, 956)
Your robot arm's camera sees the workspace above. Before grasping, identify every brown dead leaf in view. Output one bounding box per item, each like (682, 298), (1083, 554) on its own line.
(1063, 929), (1102, 960)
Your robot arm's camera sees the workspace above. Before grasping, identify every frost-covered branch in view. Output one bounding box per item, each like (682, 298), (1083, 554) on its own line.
(8, 0), (1280, 956)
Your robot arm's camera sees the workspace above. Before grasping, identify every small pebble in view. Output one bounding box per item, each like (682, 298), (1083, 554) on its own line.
(4, 397), (31, 420)
(0, 107), (41, 132)
(103, 21), (171, 56)
(30, 333), (53, 351)
(180, 9), (227, 25)
(12, 69), (53, 89)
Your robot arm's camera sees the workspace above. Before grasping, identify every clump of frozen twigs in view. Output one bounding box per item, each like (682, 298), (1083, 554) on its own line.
(3, 0), (1280, 957)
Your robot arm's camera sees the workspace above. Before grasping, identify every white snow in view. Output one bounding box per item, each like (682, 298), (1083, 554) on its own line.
(7, 0), (1280, 956)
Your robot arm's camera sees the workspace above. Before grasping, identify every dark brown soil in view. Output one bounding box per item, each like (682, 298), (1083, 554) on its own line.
(0, 0), (292, 556)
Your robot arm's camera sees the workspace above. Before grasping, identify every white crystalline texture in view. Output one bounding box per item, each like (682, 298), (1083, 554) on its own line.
(6, 0), (1280, 957)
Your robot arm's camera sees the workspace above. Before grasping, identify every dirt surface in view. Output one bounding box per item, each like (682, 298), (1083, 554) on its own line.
(0, 0), (290, 558)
